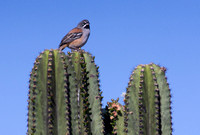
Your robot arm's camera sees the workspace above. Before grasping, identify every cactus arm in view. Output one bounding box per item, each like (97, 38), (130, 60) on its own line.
(28, 49), (105, 135)
(83, 53), (104, 134)
(125, 64), (172, 135)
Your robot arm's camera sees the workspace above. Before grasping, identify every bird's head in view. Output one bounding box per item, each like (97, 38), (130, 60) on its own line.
(77, 19), (90, 29)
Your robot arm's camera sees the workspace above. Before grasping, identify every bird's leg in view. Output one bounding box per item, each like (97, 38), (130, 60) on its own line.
(76, 48), (81, 52)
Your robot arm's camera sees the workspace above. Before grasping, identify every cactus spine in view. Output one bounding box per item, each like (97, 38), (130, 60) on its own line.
(27, 49), (104, 135)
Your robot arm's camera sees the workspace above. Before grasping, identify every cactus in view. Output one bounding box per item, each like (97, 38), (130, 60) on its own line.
(104, 64), (172, 135)
(28, 49), (172, 135)
(123, 63), (172, 135)
(107, 98), (124, 135)
(27, 49), (104, 135)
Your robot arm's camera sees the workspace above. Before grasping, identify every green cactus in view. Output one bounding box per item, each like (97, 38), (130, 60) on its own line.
(123, 63), (172, 135)
(28, 49), (172, 135)
(104, 63), (172, 135)
(106, 98), (124, 135)
(27, 49), (104, 135)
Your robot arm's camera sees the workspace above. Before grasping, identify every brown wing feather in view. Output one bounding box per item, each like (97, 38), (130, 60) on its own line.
(59, 28), (83, 49)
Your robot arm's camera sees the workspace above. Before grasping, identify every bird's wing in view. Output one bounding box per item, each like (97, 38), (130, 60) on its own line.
(59, 28), (83, 47)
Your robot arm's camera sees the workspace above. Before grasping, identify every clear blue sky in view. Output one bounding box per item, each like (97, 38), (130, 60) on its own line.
(0, 1), (199, 135)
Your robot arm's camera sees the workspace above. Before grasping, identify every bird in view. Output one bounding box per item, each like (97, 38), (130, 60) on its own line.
(59, 19), (90, 51)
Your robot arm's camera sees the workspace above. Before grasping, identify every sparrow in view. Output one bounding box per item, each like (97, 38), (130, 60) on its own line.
(59, 19), (90, 51)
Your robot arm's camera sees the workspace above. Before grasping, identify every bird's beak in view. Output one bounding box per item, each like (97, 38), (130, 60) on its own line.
(84, 23), (90, 29)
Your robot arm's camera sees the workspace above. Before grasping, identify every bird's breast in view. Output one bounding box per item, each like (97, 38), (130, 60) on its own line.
(82, 29), (90, 44)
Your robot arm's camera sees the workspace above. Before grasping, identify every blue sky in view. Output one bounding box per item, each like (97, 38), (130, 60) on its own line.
(0, 1), (200, 134)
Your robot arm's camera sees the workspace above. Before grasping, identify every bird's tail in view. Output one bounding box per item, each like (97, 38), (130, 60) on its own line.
(59, 43), (68, 51)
